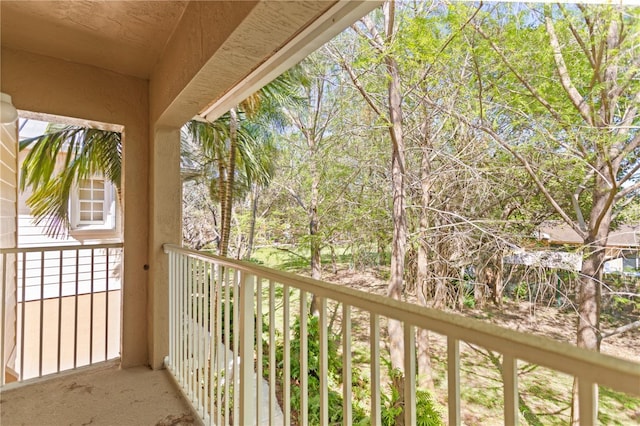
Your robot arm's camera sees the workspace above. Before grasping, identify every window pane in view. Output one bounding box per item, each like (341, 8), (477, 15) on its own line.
(75, 177), (109, 227)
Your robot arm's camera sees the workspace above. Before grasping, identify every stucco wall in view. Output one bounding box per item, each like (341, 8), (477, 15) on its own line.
(1, 47), (149, 367)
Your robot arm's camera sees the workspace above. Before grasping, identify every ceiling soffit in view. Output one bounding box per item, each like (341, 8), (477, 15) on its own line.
(0, 1), (189, 79)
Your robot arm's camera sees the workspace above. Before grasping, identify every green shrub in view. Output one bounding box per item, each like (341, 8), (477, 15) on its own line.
(381, 367), (444, 426)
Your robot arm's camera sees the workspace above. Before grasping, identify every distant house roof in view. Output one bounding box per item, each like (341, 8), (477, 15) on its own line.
(537, 222), (640, 248)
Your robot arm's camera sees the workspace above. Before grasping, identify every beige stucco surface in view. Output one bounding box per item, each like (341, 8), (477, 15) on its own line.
(16, 292), (121, 381)
(0, 361), (196, 426)
(1, 47), (150, 368)
(0, 1), (189, 79)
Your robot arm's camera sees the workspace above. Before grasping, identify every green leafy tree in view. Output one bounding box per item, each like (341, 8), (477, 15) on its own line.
(452, 4), (640, 422)
(183, 72), (296, 257)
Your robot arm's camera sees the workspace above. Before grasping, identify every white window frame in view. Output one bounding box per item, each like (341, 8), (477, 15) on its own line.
(70, 176), (117, 231)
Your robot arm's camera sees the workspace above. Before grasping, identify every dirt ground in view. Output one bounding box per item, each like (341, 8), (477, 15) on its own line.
(320, 267), (639, 424)
(324, 267), (640, 363)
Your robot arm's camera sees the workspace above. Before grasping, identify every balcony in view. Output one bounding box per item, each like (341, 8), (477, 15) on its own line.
(1, 243), (640, 425)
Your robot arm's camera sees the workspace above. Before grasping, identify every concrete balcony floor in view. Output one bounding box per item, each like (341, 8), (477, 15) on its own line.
(0, 361), (197, 426)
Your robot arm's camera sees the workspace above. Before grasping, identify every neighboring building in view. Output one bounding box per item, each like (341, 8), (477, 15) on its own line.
(0, 109), (19, 383)
(537, 222), (640, 275)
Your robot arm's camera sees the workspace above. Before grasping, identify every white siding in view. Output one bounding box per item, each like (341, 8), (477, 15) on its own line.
(1, 121), (18, 382)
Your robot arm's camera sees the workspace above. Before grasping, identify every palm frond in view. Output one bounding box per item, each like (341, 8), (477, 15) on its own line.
(19, 125), (121, 238)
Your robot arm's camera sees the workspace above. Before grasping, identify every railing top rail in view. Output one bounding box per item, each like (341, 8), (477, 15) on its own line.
(163, 243), (640, 396)
(0, 242), (124, 254)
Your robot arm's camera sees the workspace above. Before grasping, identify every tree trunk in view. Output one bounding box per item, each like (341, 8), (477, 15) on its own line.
(570, 240), (605, 425)
(571, 173), (613, 424)
(432, 229), (450, 309)
(220, 107), (238, 257)
(416, 131), (435, 390)
(477, 251), (504, 307)
(387, 52), (407, 373)
(217, 161), (227, 254)
(309, 133), (322, 316)
(244, 186), (258, 260)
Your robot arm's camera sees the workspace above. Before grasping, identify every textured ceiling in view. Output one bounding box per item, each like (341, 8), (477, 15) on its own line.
(1, 1), (189, 79)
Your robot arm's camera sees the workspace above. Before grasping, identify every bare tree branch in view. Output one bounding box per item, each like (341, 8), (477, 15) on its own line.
(614, 180), (640, 202)
(601, 320), (640, 340)
(572, 176), (590, 232)
(545, 13), (594, 126)
(350, 22), (384, 53)
(361, 15), (386, 50)
(424, 95), (586, 239)
(618, 161), (640, 188)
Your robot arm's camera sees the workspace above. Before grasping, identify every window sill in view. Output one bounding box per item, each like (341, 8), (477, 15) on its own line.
(69, 228), (122, 242)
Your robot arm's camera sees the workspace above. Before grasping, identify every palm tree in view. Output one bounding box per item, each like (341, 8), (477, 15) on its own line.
(19, 125), (121, 238)
(185, 70), (299, 257)
(184, 110), (278, 257)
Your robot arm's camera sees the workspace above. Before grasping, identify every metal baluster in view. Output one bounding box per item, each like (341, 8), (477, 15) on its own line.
(299, 290), (308, 426)
(319, 297), (328, 426)
(1, 254), (7, 385)
(233, 269), (240, 426)
(283, 285), (291, 426)
(73, 249), (79, 369)
(19, 251), (26, 380)
(370, 313), (381, 426)
(404, 325), (416, 426)
(502, 355), (518, 425)
(57, 250), (63, 372)
(89, 248), (95, 364)
(256, 277), (263, 424)
(578, 379), (596, 426)
(269, 280), (276, 426)
(105, 248), (110, 362)
(39, 251), (45, 376)
(342, 304), (352, 426)
(216, 264), (223, 426)
(448, 337), (460, 426)
(239, 271), (255, 426)
(223, 267), (231, 425)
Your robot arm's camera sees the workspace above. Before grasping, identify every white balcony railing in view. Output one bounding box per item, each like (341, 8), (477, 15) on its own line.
(0, 243), (123, 384)
(164, 244), (640, 425)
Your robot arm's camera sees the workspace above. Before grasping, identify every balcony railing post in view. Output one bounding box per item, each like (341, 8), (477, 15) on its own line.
(448, 337), (460, 426)
(342, 304), (352, 426)
(404, 324), (416, 426)
(238, 270), (255, 426)
(578, 379), (597, 426)
(370, 313), (381, 426)
(502, 354), (518, 425)
(319, 296), (328, 426)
